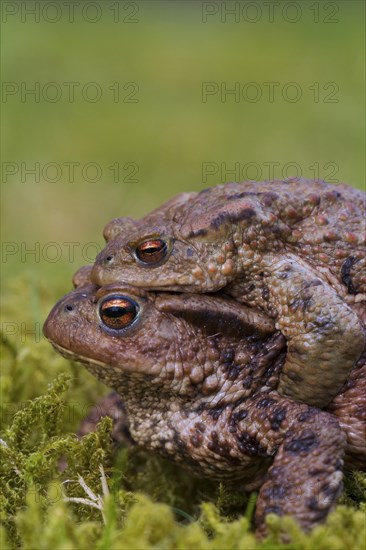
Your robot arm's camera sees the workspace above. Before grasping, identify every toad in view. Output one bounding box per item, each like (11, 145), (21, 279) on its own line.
(43, 268), (365, 537)
(91, 179), (366, 407)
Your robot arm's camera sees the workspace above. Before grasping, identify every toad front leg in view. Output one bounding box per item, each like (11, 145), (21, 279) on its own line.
(230, 254), (365, 407)
(271, 256), (364, 406)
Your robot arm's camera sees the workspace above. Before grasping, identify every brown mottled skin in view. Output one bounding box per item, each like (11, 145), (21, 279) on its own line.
(91, 179), (366, 408)
(43, 268), (365, 536)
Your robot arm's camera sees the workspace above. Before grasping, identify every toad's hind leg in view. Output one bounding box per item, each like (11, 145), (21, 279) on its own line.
(254, 403), (345, 537)
(266, 255), (365, 407)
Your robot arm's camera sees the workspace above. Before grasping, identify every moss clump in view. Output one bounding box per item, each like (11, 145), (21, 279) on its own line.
(1, 373), (365, 550)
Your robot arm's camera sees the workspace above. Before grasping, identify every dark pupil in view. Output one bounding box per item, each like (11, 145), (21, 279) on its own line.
(103, 305), (132, 318)
(136, 239), (166, 263)
(144, 245), (161, 254)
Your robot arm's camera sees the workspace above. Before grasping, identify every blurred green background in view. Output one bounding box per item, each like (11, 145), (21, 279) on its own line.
(1, 0), (365, 297)
(1, 4), (365, 540)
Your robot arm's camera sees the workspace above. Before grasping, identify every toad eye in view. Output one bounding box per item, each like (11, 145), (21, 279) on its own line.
(99, 296), (138, 330)
(135, 239), (168, 265)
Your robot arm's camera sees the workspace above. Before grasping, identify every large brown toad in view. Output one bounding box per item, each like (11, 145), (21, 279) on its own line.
(43, 270), (366, 537)
(91, 179), (366, 408)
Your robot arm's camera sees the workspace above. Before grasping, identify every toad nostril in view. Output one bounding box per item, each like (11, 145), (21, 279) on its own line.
(106, 254), (114, 263)
(65, 304), (74, 312)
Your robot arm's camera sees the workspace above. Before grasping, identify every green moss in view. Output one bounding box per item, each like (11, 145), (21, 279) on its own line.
(1, 279), (365, 549)
(1, 372), (365, 549)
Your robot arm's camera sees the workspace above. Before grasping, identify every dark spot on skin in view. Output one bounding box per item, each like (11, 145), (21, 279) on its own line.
(288, 280), (322, 314)
(222, 348), (235, 363)
(259, 272), (264, 277)
(309, 466), (326, 476)
(207, 406), (225, 420)
(232, 409), (249, 422)
(210, 212), (231, 230)
(261, 348), (286, 376)
(324, 190), (342, 202)
(172, 429), (188, 454)
(288, 298), (300, 312)
(188, 228), (208, 238)
(297, 409), (316, 423)
(191, 433), (203, 448)
(210, 206), (257, 230)
(186, 248), (195, 257)
(269, 408), (287, 431)
(247, 283), (255, 292)
(262, 484), (288, 500)
(242, 376), (253, 389)
(306, 279), (323, 288)
(225, 365), (240, 381)
(195, 422), (206, 433)
(268, 225), (291, 238)
(260, 192), (279, 207)
(236, 431), (268, 457)
(221, 353), (239, 380)
(206, 434), (239, 460)
(307, 497), (321, 511)
(195, 403), (206, 414)
(313, 316), (335, 330)
(227, 192), (245, 201)
(261, 286), (269, 301)
(211, 431), (218, 442)
(256, 397), (276, 409)
(306, 498), (330, 520)
(341, 256), (358, 294)
(230, 208), (257, 222)
(284, 430), (317, 454)
(335, 458), (343, 471)
(233, 396), (248, 409)
(289, 295), (313, 313)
